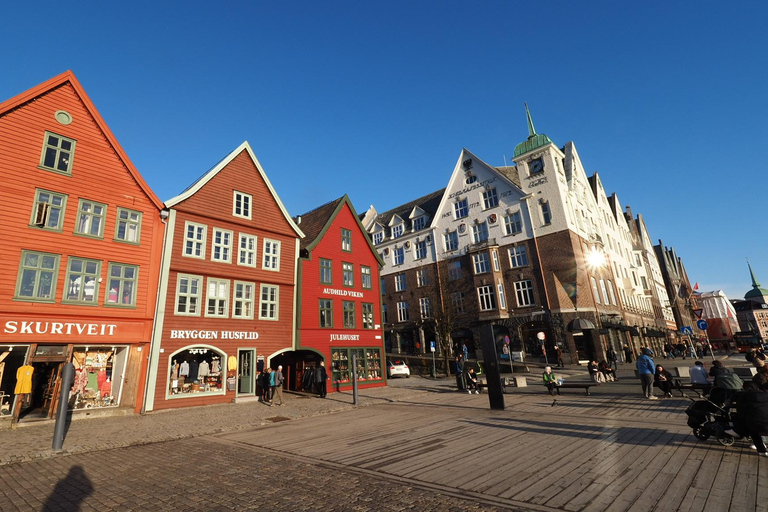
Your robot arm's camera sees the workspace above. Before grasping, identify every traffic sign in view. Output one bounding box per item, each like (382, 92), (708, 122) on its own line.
(429, 341), (436, 353)
(696, 319), (708, 331)
(693, 309), (703, 319)
(680, 326), (693, 335)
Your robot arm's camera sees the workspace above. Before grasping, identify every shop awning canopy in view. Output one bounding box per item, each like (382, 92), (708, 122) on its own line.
(568, 318), (596, 332)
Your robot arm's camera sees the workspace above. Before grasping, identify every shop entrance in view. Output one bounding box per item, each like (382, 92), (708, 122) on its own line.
(271, 350), (322, 392)
(19, 362), (62, 422)
(237, 349), (255, 396)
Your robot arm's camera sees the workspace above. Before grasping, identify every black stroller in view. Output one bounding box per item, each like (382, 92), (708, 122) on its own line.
(685, 388), (739, 446)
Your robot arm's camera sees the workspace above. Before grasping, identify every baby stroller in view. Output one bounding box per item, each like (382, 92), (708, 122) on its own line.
(685, 389), (739, 446)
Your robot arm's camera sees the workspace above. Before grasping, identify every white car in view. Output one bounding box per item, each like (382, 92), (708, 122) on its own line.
(387, 359), (410, 378)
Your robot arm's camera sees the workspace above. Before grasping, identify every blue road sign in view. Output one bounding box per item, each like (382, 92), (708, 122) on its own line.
(429, 341), (436, 353)
(680, 326), (693, 335)
(696, 319), (708, 331)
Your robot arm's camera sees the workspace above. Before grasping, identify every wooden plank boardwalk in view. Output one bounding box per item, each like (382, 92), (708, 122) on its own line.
(212, 389), (768, 512)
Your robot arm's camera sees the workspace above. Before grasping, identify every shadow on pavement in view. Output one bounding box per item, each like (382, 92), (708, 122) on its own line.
(42, 464), (94, 511)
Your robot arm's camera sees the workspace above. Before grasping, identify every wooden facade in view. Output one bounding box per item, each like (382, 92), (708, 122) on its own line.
(0, 72), (165, 424)
(144, 142), (303, 411)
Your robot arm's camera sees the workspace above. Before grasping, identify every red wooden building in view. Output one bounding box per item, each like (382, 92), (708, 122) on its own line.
(0, 72), (165, 424)
(144, 142), (303, 411)
(280, 196), (386, 393)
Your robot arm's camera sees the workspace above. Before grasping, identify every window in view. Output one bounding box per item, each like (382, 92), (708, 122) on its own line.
(343, 301), (356, 328)
(472, 222), (489, 243)
(115, 208), (141, 243)
(361, 266), (372, 289)
(75, 199), (106, 238)
(515, 280), (535, 307)
(478, 285), (497, 311)
(414, 240), (427, 260)
(205, 278), (229, 317)
(393, 247), (404, 265)
(40, 131), (75, 174)
(382, 304), (388, 323)
(238, 234), (257, 267)
(184, 222), (207, 259)
(342, 262), (354, 287)
(105, 263), (138, 307)
(498, 283), (507, 310)
(263, 239), (280, 270)
(416, 268), (429, 287)
(395, 273), (406, 292)
(373, 231), (383, 245)
(319, 299), (333, 328)
(444, 230), (459, 251)
(259, 284), (279, 320)
(330, 347), (383, 383)
(541, 201), (552, 224)
(454, 198), (469, 219)
(492, 250), (500, 272)
(504, 212), (522, 235)
(175, 274), (202, 316)
(211, 228), (233, 263)
(63, 257), (100, 304)
(166, 346), (226, 398)
(362, 303), (374, 329)
(448, 261), (462, 281)
(509, 245), (529, 268)
(591, 277), (601, 304)
(412, 217), (426, 231)
(31, 189), (67, 231)
(320, 258), (333, 284)
(420, 297), (432, 318)
(451, 292), (466, 314)
(341, 228), (352, 251)
(473, 253), (490, 274)
(391, 224), (404, 239)
(381, 277), (385, 295)
(600, 279), (610, 305)
(233, 281), (255, 319)
(397, 301), (409, 322)
(483, 188), (499, 209)
(233, 191), (252, 219)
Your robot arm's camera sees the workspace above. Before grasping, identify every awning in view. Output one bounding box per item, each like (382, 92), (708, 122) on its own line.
(568, 318), (596, 332)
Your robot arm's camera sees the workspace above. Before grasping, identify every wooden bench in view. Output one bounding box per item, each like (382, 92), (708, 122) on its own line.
(545, 382), (600, 396)
(671, 381), (712, 398)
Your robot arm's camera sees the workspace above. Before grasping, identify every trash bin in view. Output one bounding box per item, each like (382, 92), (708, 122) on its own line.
(456, 372), (466, 390)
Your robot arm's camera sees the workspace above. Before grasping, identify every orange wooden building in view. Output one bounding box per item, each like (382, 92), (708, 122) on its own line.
(144, 142), (303, 411)
(282, 196), (386, 394)
(0, 72), (165, 425)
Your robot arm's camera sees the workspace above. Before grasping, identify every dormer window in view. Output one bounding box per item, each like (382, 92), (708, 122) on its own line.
(412, 216), (426, 231)
(373, 231), (383, 245)
(391, 224), (404, 239)
(454, 198), (469, 219)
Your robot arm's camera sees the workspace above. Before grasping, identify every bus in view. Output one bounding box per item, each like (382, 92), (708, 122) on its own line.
(733, 331), (764, 353)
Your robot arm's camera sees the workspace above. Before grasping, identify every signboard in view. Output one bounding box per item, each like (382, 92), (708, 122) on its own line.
(429, 341), (436, 353)
(680, 326), (693, 335)
(696, 319), (709, 331)
(693, 309), (703, 319)
(536, 332), (546, 341)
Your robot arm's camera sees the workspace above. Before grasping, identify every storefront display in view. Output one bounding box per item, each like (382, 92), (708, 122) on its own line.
(70, 346), (127, 410)
(331, 347), (382, 384)
(168, 346), (225, 397)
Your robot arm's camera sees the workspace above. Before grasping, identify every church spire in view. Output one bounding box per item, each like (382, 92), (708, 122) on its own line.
(513, 103), (554, 158)
(749, 261), (761, 288)
(744, 259), (768, 302)
(525, 102), (536, 138)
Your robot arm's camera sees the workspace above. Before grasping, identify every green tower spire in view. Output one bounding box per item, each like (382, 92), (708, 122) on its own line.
(745, 260), (768, 300)
(514, 103), (553, 158)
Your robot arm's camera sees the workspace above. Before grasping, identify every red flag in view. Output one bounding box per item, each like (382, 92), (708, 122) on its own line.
(693, 283), (699, 290)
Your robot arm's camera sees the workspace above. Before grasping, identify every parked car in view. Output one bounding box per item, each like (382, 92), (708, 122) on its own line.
(387, 359), (410, 378)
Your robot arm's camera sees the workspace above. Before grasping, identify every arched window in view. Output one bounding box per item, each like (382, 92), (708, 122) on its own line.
(167, 344), (226, 398)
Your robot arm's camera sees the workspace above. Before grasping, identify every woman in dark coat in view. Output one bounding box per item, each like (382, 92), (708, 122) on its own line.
(733, 382), (768, 455)
(654, 364), (674, 398)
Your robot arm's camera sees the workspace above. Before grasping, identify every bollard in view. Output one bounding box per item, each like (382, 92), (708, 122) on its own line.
(352, 354), (358, 406)
(52, 362), (75, 451)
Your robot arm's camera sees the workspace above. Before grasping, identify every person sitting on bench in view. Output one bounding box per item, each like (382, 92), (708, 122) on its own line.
(543, 366), (559, 396)
(654, 364), (674, 398)
(466, 367), (479, 394)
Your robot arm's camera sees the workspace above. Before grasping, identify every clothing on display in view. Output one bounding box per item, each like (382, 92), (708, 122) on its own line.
(15, 365), (34, 395)
(179, 361), (190, 377)
(169, 350), (224, 395)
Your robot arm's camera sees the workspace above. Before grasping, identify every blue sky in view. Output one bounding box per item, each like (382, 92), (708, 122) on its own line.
(2, 1), (766, 301)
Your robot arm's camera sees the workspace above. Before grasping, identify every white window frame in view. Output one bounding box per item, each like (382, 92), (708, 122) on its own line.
(472, 222), (489, 243)
(412, 217), (426, 231)
(591, 277), (601, 304)
(541, 201), (552, 224)
(478, 285), (497, 311)
(444, 231), (459, 251)
(233, 190), (252, 220)
(515, 280), (535, 307)
(451, 292), (466, 314)
(414, 240), (427, 260)
(483, 188), (499, 209)
(397, 301), (409, 322)
(454, 198), (469, 219)
(509, 245), (529, 268)
(373, 231), (383, 245)
(393, 247), (404, 266)
(205, 278), (230, 318)
(492, 250), (500, 272)
(472, 253), (490, 274)
(498, 283), (507, 310)
(183, 222), (207, 259)
(600, 279), (610, 305)
(504, 211), (522, 235)
(233, 281), (255, 319)
(391, 224), (404, 239)
(238, 234), (258, 267)
(259, 284), (279, 320)
(416, 268), (429, 287)
(362, 303), (374, 329)
(262, 239), (281, 271)
(211, 228), (233, 263)
(175, 274), (203, 316)
(420, 297), (432, 319)
(394, 273), (406, 292)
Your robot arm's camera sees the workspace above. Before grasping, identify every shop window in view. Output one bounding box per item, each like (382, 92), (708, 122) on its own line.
(167, 346), (226, 397)
(74, 199), (106, 238)
(105, 263), (138, 307)
(238, 234), (257, 267)
(115, 208), (141, 244)
(70, 346), (128, 410)
(331, 347), (382, 384)
(39, 131), (76, 174)
(63, 257), (101, 304)
(15, 250), (60, 301)
(31, 189), (67, 231)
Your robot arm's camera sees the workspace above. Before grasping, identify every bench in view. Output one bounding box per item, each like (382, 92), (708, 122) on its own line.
(672, 381), (712, 398)
(545, 382), (600, 396)
(477, 376), (527, 393)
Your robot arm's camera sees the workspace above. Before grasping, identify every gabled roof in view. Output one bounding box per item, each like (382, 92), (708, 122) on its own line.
(165, 141), (303, 238)
(372, 188), (445, 238)
(0, 70), (163, 210)
(294, 195), (384, 266)
(494, 166), (521, 188)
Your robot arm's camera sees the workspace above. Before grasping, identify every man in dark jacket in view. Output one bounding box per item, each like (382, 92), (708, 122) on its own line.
(315, 361), (328, 398)
(732, 382), (768, 456)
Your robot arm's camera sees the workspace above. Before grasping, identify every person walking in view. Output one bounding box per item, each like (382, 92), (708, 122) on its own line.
(637, 348), (657, 399)
(607, 346), (618, 372)
(315, 361), (328, 398)
(453, 356), (465, 391)
(555, 345), (565, 368)
(623, 345), (634, 364)
(272, 365), (285, 406)
(260, 367), (272, 404)
(462, 343), (469, 362)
